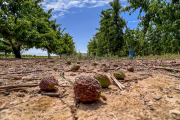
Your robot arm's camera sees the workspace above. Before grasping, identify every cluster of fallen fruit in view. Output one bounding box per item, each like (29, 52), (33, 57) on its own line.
(39, 62), (134, 103)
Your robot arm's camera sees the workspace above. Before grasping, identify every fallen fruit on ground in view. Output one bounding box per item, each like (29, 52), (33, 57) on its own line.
(39, 76), (58, 90)
(71, 64), (80, 71)
(74, 76), (107, 102)
(114, 64), (118, 67)
(77, 61), (81, 64)
(113, 71), (126, 79)
(92, 62), (98, 66)
(101, 63), (107, 66)
(94, 73), (111, 88)
(67, 61), (71, 65)
(106, 65), (110, 68)
(127, 66), (134, 72)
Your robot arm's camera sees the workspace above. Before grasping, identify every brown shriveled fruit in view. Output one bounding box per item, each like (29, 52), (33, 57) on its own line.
(127, 66), (134, 72)
(39, 76), (58, 91)
(74, 76), (106, 102)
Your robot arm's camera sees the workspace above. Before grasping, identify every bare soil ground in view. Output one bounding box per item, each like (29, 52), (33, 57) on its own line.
(0, 58), (180, 120)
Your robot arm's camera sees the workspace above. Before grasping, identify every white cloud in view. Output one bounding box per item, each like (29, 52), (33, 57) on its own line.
(52, 12), (65, 19)
(83, 0), (89, 2)
(88, 0), (111, 8)
(42, 0), (127, 18)
(72, 11), (75, 13)
(132, 21), (137, 23)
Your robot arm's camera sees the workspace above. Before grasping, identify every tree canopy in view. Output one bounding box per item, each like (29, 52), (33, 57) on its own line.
(88, 0), (126, 56)
(88, 0), (180, 57)
(0, 0), (75, 58)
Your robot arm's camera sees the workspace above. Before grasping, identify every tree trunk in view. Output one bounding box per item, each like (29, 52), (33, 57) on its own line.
(178, 49), (180, 56)
(5, 51), (7, 58)
(47, 49), (51, 59)
(8, 39), (21, 58)
(12, 47), (21, 58)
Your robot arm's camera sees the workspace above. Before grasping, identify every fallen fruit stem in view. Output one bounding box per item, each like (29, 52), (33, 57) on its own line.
(59, 72), (74, 86)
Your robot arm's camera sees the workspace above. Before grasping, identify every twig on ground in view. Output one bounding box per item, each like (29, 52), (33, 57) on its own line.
(0, 83), (39, 89)
(150, 66), (180, 72)
(172, 63), (180, 66)
(110, 74), (125, 90)
(8, 69), (43, 74)
(120, 76), (149, 82)
(0, 88), (27, 93)
(41, 92), (60, 97)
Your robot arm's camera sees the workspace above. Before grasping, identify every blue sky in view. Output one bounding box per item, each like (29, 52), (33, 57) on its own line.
(23, 0), (144, 56)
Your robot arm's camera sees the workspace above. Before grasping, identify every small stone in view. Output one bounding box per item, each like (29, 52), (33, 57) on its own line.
(159, 87), (163, 92)
(9, 101), (18, 105)
(3, 92), (10, 96)
(154, 95), (162, 100)
(144, 100), (150, 102)
(176, 100), (180, 104)
(29, 95), (35, 98)
(14, 76), (22, 80)
(116, 67), (120, 70)
(70, 74), (76, 76)
(148, 106), (155, 110)
(169, 109), (180, 115)
(167, 95), (173, 98)
(0, 80), (5, 86)
(53, 67), (58, 71)
(17, 94), (25, 97)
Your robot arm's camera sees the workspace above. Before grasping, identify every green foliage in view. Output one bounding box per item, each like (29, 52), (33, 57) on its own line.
(0, 39), (12, 53)
(122, 0), (180, 55)
(87, 0), (126, 56)
(0, 0), (75, 58)
(88, 0), (180, 57)
(87, 38), (97, 56)
(0, 0), (45, 58)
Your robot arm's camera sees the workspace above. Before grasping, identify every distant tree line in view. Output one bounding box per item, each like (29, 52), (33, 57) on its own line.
(0, 0), (76, 58)
(87, 0), (180, 57)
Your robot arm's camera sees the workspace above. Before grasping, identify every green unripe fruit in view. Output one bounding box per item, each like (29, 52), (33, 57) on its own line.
(71, 64), (80, 71)
(92, 62), (98, 66)
(67, 61), (71, 65)
(94, 73), (111, 88)
(113, 71), (126, 80)
(77, 61), (81, 64)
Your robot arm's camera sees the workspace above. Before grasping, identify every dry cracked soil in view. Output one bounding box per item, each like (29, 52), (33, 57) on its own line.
(0, 58), (180, 120)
